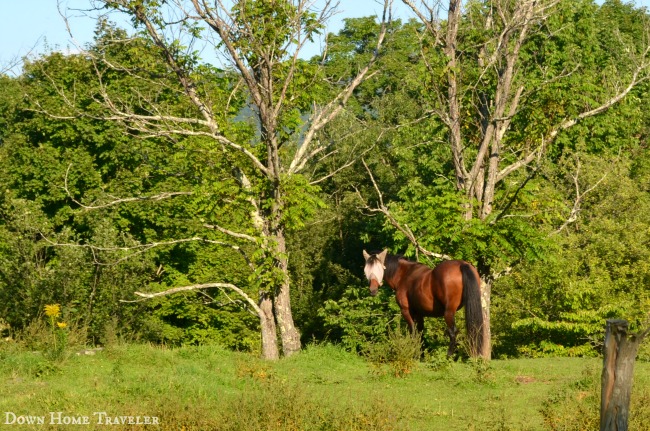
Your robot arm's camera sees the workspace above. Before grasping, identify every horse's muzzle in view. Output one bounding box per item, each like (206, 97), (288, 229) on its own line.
(369, 278), (380, 296)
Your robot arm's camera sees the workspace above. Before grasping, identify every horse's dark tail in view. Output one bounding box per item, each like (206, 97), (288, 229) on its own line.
(461, 263), (484, 358)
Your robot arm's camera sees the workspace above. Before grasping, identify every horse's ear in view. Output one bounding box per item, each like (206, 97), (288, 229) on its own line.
(362, 250), (370, 261)
(377, 249), (388, 264)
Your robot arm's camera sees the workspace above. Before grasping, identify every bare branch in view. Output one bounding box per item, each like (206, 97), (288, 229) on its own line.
(88, 73), (272, 176)
(189, 0), (265, 109)
(308, 124), (382, 185)
(272, 0), (338, 120)
(40, 234), (249, 266)
(500, 53), (650, 182)
(203, 223), (258, 243)
(65, 165), (192, 210)
(551, 157), (608, 235)
(59, 3), (273, 179)
(496, 136), (546, 182)
(360, 158), (452, 261)
(309, 147), (370, 185)
(401, 0), (443, 45)
(550, 62), (650, 139)
(128, 2), (219, 134)
(0, 54), (26, 77)
(289, 0), (393, 174)
(122, 282), (262, 317)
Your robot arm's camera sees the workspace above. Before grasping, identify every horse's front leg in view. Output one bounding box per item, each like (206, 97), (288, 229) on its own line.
(444, 311), (458, 358)
(398, 303), (417, 333)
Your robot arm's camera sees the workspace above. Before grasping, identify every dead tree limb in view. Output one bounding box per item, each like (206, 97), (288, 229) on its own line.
(121, 281), (280, 359)
(552, 157), (608, 235)
(359, 158), (451, 261)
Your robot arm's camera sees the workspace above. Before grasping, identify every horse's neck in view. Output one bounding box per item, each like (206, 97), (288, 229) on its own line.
(384, 257), (421, 291)
(384, 276), (398, 291)
(384, 257), (415, 289)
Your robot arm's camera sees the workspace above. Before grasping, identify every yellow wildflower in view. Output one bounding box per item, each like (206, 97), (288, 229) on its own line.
(44, 304), (61, 318)
(56, 322), (67, 329)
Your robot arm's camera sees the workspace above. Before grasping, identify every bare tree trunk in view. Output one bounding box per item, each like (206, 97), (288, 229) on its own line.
(445, 0), (466, 193)
(272, 229), (301, 356)
(479, 278), (492, 359)
(274, 290), (300, 356)
(481, 134), (500, 220)
(259, 292), (280, 360)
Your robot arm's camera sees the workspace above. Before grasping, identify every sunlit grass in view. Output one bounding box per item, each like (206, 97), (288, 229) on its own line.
(1, 342), (649, 430)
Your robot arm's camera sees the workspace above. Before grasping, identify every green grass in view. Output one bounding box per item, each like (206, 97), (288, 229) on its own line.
(1, 342), (649, 430)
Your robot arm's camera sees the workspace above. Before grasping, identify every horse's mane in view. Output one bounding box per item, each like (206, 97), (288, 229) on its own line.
(386, 253), (435, 278)
(384, 253), (422, 279)
(367, 251), (425, 279)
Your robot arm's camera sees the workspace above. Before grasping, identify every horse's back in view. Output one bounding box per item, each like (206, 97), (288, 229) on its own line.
(397, 259), (476, 316)
(431, 260), (472, 310)
(432, 260), (468, 284)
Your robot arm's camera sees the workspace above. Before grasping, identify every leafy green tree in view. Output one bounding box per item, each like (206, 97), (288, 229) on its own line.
(0, 27), (262, 349)
(0, 51), (159, 343)
(37, 0), (392, 358)
(494, 147), (650, 357)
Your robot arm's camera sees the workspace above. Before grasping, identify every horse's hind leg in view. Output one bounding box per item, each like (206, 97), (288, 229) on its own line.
(444, 311), (458, 358)
(415, 315), (425, 334)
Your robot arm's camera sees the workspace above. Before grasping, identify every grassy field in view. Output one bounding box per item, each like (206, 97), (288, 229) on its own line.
(1, 343), (649, 430)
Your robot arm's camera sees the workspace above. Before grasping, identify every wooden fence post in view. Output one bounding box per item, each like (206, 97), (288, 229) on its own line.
(600, 319), (648, 431)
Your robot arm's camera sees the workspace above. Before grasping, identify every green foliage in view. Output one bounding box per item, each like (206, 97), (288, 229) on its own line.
(318, 286), (402, 351)
(493, 149), (650, 357)
(0, 194), (155, 344)
(142, 291), (259, 351)
(278, 173), (326, 230)
(232, 0), (323, 63)
(0, 26), (261, 348)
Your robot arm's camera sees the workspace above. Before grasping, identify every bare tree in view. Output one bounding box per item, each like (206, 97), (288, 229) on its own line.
(403, 0), (650, 220)
(1, 41), (40, 76)
(1, 57), (21, 76)
(47, 0), (392, 359)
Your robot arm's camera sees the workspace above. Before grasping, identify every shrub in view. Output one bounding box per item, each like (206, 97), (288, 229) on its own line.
(362, 326), (422, 377)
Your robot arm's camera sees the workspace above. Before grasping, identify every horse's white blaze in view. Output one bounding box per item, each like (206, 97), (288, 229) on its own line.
(364, 261), (385, 284)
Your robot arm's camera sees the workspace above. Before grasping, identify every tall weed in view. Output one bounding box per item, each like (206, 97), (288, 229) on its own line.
(14, 305), (87, 362)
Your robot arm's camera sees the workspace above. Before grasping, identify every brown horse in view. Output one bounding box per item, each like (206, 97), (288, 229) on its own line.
(363, 249), (484, 357)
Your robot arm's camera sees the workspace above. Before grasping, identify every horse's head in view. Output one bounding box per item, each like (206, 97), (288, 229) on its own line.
(363, 249), (387, 296)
